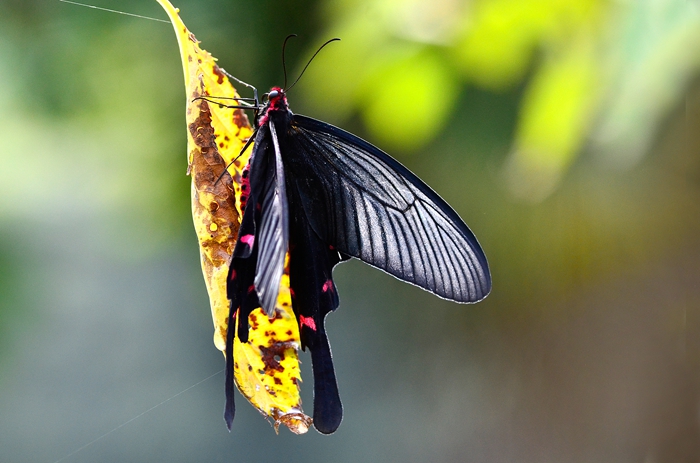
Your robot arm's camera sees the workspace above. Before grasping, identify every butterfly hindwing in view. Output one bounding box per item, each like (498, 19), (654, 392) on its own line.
(288, 217), (343, 433)
(286, 173), (343, 434)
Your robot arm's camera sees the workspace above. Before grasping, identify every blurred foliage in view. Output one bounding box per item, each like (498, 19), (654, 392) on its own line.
(298, 0), (700, 200)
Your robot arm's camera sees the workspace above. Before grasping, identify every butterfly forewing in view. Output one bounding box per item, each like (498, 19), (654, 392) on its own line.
(285, 115), (491, 303)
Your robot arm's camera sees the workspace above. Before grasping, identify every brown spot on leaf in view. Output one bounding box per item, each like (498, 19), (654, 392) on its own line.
(233, 108), (251, 129)
(249, 313), (259, 331)
(259, 343), (293, 373)
(188, 99), (240, 266)
(212, 65), (226, 85)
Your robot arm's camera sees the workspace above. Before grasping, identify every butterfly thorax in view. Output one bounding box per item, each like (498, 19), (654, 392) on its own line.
(257, 87), (291, 127)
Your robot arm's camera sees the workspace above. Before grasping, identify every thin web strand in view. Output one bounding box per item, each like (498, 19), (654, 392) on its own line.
(51, 369), (224, 463)
(58, 0), (170, 23)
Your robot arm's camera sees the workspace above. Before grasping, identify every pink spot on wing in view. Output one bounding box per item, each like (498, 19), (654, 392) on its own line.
(248, 285), (255, 294)
(299, 315), (317, 331)
(240, 234), (255, 247)
(322, 280), (333, 292)
(229, 269), (237, 281)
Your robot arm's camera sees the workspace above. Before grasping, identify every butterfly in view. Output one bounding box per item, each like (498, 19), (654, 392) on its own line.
(209, 40), (491, 435)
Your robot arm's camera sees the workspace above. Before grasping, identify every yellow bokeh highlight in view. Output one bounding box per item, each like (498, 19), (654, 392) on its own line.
(506, 38), (600, 201)
(456, 0), (604, 89)
(360, 48), (458, 151)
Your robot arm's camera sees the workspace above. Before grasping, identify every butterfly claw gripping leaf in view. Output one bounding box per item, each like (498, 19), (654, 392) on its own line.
(157, 0), (311, 434)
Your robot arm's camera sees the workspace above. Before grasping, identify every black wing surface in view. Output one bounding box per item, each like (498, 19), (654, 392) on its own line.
(287, 177), (344, 434)
(250, 122), (289, 316)
(284, 115), (491, 303)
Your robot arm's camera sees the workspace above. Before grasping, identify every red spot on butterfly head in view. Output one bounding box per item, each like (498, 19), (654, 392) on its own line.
(322, 280), (333, 292)
(299, 315), (317, 331)
(268, 87), (286, 106)
(248, 284), (256, 294)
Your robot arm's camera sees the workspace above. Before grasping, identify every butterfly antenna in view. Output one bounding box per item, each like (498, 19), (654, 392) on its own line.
(282, 34), (298, 90)
(286, 38), (340, 92)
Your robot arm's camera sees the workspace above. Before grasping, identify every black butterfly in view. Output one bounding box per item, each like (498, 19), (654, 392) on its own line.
(215, 53), (491, 435)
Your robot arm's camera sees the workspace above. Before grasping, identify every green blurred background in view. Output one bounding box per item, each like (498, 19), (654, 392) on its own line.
(1, 0), (699, 461)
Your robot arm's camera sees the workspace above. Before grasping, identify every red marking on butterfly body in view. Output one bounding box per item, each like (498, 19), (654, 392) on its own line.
(322, 280), (333, 292)
(239, 164), (251, 210)
(240, 234), (255, 247)
(299, 315), (317, 331)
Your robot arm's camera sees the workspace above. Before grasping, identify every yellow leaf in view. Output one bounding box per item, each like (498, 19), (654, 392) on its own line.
(156, 0), (310, 434)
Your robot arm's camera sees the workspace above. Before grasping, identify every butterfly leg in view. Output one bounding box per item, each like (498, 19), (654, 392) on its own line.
(218, 67), (259, 107)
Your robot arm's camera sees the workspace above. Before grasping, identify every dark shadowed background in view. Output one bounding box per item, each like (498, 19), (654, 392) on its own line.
(0, 0), (699, 462)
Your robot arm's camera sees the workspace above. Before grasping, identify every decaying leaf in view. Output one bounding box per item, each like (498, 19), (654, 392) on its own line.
(156, 0), (311, 434)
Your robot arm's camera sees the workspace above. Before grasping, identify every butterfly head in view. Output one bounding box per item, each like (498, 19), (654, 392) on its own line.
(264, 87), (288, 111)
(258, 87), (290, 126)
